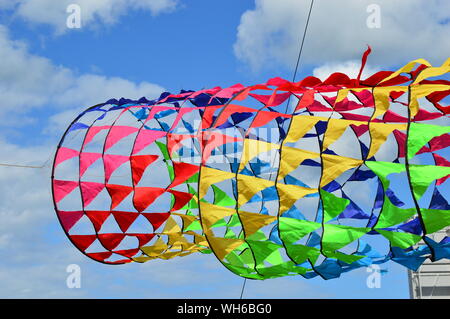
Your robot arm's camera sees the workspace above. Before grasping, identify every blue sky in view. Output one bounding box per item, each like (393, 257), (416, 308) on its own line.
(0, 0), (449, 298)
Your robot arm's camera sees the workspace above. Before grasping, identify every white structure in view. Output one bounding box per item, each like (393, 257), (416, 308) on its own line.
(408, 228), (450, 299)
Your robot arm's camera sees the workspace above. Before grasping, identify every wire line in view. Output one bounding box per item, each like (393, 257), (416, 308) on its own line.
(239, 0), (315, 298)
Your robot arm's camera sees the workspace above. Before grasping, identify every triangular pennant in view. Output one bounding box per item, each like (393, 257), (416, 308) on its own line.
(285, 115), (322, 143)
(69, 234), (96, 252)
(239, 139), (279, 171)
(80, 181), (106, 206)
(133, 187), (165, 212)
(57, 211), (84, 232)
(86, 252), (113, 262)
(410, 164), (450, 199)
(168, 190), (194, 211)
(350, 123), (369, 137)
(198, 202), (236, 229)
(169, 162), (199, 188)
(54, 147), (79, 167)
(199, 166), (235, 199)
(320, 190), (350, 222)
(322, 119), (355, 151)
(104, 126), (139, 151)
(112, 211), (139, 233)
(53, 180), (79, 203)
(141, 237), (168, 257)
(320, 154), (363, 187)
(132, 129), (167, 155)
(105, 184), (133, 209)
(98, 233), (126, 250)
(408, 123), (450, 159)
(278, 218), (321, 244)
(237, 174), (275, 206)
(79, 152), (103, 176)
(212, 184), (236, 207)
(83, 126), (110, 146)
(238, 211), (276, 237)
(103, 154), (130, 182)
(161, 216), (183, 234)
(85, 210), (111, 232)
(278, 146), (319, 179)
(250, 111), (290, 130)
(133, 233), (156, 247)
(130, 155), (159, 185)
(206, 236), (245, 260)
(368, 122), (407, 159)
(322, 224), (370, 252)
(114, 248), (140, 258)
(277, 183), (318, 215)
(142, 212), (171, 231)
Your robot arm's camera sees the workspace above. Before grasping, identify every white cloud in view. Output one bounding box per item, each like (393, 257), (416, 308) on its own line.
(0, 24), (164, 127)
(234, 0), (450, 71)
(4, 0), (177, 32)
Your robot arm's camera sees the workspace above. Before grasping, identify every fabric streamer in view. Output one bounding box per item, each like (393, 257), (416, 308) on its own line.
(52, 56), (450, 280)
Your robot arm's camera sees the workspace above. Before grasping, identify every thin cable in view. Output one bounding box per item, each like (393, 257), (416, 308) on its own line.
(292, 0), (314, 83)
(238, 0), (315, 298)
(0, 163), (46, 169)
(239, 278), (247, 299)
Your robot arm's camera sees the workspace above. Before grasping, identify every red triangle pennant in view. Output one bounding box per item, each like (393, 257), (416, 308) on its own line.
(250, 110), (290, 130)
(133, 187), (165, 213)
(85, 210), (111, 232)
(69, 234), (96, 252)
(98, 233), (126, 250)
(114, 248), (140, 258)
(142, 212), (170, 231)
(168, 190), (195, 211)
(57, 210), (84, 232)
(106, 184), (133, 209)
(132, 233), (156, 246)
(112, 211), (139, 233)
(169, 162), (199, 188)
(86, 251), (113, 261)
(350, 123), (369, 137)
(130, 155), (159, 186)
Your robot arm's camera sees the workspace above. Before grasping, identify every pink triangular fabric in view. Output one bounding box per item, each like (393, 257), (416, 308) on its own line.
(211, 84), (245, 100)
(104, 126), (139, 151)
(103, 154), (130, 182)
(79, 152), (103, 176)
(249, 91), (291, 107)
(53, 180), (79, 203)
(83, 126), (110, 146)
(57, 210), (84, 232)
(54, 147), (79, 167)
(132, 129), (166, 155)
(80, 181), (106, 206)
